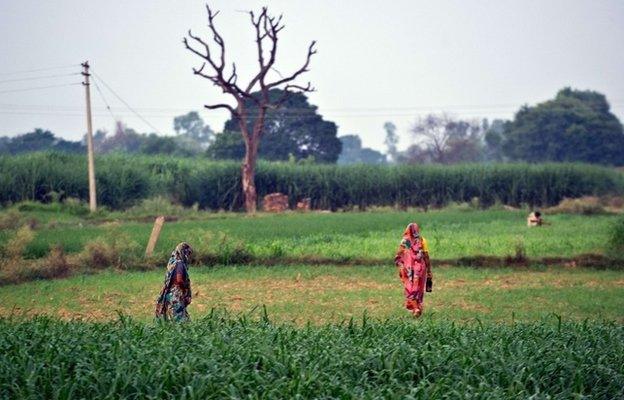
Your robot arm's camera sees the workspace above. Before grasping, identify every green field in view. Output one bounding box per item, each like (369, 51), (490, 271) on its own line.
(2, 207), (623, 398)
(1, 208), (617, 261)
(2, 265), (623, 323)
(1, 317), (622, 399)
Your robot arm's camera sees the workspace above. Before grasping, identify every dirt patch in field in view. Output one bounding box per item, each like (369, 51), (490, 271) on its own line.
(196, 275), (394, 295)
(454, 300), (492, 313)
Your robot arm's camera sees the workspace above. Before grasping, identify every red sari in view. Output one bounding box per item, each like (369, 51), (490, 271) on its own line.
(394, 223), (432, 317)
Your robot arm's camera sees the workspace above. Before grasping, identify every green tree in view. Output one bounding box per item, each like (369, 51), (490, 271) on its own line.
(173, 111), (214, 150)
(3, 128), (84, 154)
(139, 134), (183, 155)
(484, 119), (507, 161)
(210, 89), (341, 163)
(337, 134), (386, 165)
(207, 131), (246, 160)
(502, 88), (624, 165)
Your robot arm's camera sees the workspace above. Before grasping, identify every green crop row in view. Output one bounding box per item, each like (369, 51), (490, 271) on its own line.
(0, 315), (622, 399)
(1, 152), (622, 210)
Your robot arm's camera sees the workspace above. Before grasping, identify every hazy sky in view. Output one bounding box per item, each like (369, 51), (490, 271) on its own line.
(1, 0), (623, 151)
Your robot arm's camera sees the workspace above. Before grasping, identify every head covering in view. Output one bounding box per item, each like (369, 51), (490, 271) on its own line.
(403, 223), (420, 241)
(399, 223), (421, 250)
(172, 242), (193, 264)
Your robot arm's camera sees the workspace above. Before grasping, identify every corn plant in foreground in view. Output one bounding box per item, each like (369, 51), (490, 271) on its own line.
(0, 314), (622, 399)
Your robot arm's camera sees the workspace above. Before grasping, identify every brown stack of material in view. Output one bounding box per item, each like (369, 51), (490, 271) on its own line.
(296, 198), (311, 211)
(263, 193), (289, 212)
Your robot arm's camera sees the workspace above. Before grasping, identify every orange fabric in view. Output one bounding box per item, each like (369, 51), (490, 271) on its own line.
(395, 223), (431, 316)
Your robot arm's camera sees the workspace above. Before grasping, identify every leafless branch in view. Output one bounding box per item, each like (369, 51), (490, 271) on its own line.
(185, 5), (316, 114)
(268, 42), (316, 87)
(184, 10), (249, 101)
(204, 103), (236, 114)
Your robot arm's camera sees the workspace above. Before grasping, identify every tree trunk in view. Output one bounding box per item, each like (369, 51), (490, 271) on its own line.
(242, 135), (259, 213)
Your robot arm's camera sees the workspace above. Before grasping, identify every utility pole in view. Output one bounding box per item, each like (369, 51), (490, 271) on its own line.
(81, 61), (97, 212)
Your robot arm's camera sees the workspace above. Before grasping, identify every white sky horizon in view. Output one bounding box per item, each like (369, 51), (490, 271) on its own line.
(1, 0), (623, 152)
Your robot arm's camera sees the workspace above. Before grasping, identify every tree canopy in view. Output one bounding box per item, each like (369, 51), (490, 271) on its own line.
(208, 89), (342, 163)
(173, 111), (215, 150)
(501, 88), (624, 165)
(0, 129), (84, 155)
(338, 135), (386, 165)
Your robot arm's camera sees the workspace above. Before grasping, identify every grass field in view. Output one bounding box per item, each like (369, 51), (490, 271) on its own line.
(2, 265), (623, 323)
(2, 207), (623, 398)
(1, 207), (618, 261)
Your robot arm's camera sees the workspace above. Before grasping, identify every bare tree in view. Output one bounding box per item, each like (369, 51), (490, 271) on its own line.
(184, 4), (316, 212)
(409, 114), (484, 164)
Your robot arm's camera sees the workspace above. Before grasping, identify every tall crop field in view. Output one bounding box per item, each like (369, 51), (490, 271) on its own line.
(0, 316), (622, 399)
(1, 152), (622, 210)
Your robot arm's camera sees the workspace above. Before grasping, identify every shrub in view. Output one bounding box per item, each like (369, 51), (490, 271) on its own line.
(192, 231), (253, 265)
(0, 209), (23, 230)
(125, 196), (187, 217)
(546, 196), (607, 215)
(39, 245), (73, 278)
(3, 225), (35, 259)
(79, 228), (140, 269)
(608, 215), (624, 258)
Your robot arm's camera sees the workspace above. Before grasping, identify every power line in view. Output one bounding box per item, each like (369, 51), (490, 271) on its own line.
(1, 100), (623, 114)
(0, 64), (78, 76)
(0, 83), (81, 94)
(91, 76), (120, 122)
(91, 71), (163, 134)
(0, 110), (524, 119)
(0, 73), (81, 84)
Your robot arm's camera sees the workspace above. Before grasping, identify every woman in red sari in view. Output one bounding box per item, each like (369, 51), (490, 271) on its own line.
(394, 223), (432, 317)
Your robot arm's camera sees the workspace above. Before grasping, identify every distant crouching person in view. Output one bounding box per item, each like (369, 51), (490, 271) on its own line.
(155, 242), (193, 322)
(527, 211), (544, 227)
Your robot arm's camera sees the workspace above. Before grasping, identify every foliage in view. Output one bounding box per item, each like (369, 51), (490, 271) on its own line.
(211, 89), (342, 163)
(1, 153), (623, 211)
(337, 134), (386, 165)
(483, 119), (507, 161)
(173, 111), (215, 151)
(502, 88), (624, 165)
(0, 316), (622, 399)
(138, 134), (183, 155)
(0, 128), (84, 155)
(608, 214), (624, 258)
(2, 225), (35, 259)
(545, 196), (607, 215)
(192, 230), (253, 265)
(78, 225), (140, 269)
(206, 130), (246, 160)
(94, 122), (195, 156)
(123, 196), (189, 217)
(0, 209), (24, 230)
